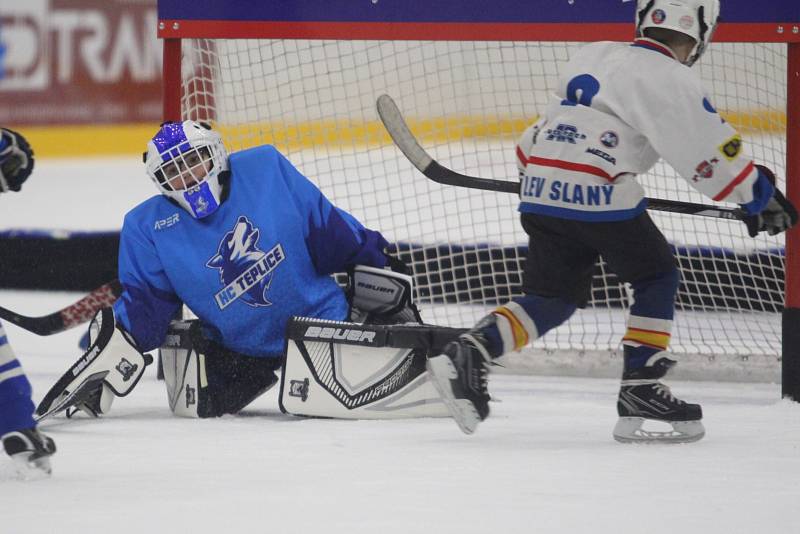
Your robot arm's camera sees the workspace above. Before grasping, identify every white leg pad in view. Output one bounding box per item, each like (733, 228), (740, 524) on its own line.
(280, 318), (455, 419)
(160, 322), (206, 418)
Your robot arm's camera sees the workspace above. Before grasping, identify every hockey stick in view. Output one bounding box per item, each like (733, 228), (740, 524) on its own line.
(0, 279), (122, 336)
(376, 94), (747, 221)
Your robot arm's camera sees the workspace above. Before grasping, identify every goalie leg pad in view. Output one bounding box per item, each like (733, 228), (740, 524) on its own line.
(160, 320), (279, 418)
(160, 321), (204, 418)
(280, 317), (458, 419)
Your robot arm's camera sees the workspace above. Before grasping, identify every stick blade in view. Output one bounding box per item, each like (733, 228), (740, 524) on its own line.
(0, 306), (59, 336)
(376, 94), (434, 172)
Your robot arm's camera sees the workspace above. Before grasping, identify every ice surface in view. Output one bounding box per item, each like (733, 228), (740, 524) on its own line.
(0, 157), (154, 233)
(0, 290), (798, 534)
(0, 150), (796, 532)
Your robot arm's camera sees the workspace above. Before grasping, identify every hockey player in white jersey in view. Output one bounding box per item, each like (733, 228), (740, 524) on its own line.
(427, 0), (797, 441)
(0, 128), (57, 476)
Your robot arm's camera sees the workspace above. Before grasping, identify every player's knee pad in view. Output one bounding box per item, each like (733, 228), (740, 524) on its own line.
(628, 269), (680, 319)
(160, 320), (279, 418)
(622, 271), (680, 357)
(630, 268), (680, 297)
(347, 265), (422, 325)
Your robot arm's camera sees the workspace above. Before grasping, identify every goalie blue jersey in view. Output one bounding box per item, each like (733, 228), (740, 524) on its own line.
(113, 145), (388, 358)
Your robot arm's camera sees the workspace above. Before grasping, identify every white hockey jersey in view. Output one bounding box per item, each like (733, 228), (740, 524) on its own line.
(517, 38), (758, 221)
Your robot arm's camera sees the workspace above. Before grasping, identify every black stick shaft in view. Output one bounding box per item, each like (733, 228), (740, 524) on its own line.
(378, 94), (747, 221)
(0, 279), (122, 336)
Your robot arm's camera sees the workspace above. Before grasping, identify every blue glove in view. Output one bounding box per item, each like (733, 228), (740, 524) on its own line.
(0, 128), (34, 192)
(742, 165), (798, 237)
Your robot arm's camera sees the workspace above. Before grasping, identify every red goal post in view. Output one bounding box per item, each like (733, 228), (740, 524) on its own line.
(157, 1), (800, 395)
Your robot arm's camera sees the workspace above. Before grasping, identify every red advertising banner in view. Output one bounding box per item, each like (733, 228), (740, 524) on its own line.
(0, 0), (161, 126)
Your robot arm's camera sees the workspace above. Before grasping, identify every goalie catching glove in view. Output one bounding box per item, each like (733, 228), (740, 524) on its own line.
(35, 307), (152, 421)
(743, 165), (798, 237)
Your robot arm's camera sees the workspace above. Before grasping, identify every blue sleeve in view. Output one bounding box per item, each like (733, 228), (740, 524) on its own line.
(740, 169), (775, 216)
(112, 217), (182, 352)
(274, 150), (389, 275)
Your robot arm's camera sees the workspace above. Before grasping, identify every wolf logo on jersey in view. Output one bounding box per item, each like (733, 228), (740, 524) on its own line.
(206, 216), (285, 310)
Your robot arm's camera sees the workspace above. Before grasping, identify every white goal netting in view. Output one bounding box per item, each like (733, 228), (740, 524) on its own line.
(177, 38), (788, 381)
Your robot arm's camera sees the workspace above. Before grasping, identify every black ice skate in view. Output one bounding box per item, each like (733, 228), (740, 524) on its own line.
(427, 333), (491, 434)
(2, 427), (56, 478)
(614, 357), (705, 444)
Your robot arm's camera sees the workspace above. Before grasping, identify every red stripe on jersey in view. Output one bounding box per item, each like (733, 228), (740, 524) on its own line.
(516, 145), (527, 167)
(517, 146), (615, 182)
(631, 39), (677, 60)
(712, 161), (755, 201)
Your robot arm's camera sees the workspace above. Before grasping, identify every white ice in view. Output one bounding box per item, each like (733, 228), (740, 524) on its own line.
(1, 291), (799, 534)
(1, 158), (798, 533)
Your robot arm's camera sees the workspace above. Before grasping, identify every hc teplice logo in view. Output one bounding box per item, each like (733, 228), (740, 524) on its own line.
(207, 216), (286, 310)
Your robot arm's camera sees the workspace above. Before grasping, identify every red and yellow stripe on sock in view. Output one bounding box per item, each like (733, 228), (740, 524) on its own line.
(493, 302), (539, 353)
(621, 315), (672, 351)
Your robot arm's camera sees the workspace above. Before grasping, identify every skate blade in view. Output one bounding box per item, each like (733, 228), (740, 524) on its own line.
(613, 417), (705, 444)
(426, 356), (481, 435)
(11, 455), (52, 481)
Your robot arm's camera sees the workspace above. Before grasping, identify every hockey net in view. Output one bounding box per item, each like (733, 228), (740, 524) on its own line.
(175, 37), (789, 381)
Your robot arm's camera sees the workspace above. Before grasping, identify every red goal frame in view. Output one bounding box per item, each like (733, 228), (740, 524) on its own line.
(156, 6), (800, 398)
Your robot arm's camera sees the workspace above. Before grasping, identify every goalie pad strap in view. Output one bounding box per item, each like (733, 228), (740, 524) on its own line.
(287, 317), (465, 352)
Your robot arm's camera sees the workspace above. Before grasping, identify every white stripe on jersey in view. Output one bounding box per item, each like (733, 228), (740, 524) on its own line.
(0, 365), (24, 384)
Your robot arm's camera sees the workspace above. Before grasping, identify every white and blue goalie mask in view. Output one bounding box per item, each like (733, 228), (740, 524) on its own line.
(144, 120), (229, 219)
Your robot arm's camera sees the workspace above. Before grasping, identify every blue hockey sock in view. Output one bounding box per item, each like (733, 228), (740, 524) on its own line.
(475, 294), (576, 358)
(622, 270), (679, 371)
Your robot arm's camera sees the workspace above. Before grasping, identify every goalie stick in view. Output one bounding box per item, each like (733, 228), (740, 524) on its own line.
(376, 94), (747, 221)
(0, 279), (122, 336)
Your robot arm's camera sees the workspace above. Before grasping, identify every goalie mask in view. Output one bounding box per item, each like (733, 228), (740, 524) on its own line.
(144, 120), (229, 219)
(635, 0), (720, 67)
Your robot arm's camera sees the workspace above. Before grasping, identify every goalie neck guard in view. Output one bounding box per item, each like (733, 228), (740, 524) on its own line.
(635, 0), (720, 67)
(144, 120), (229, 219)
